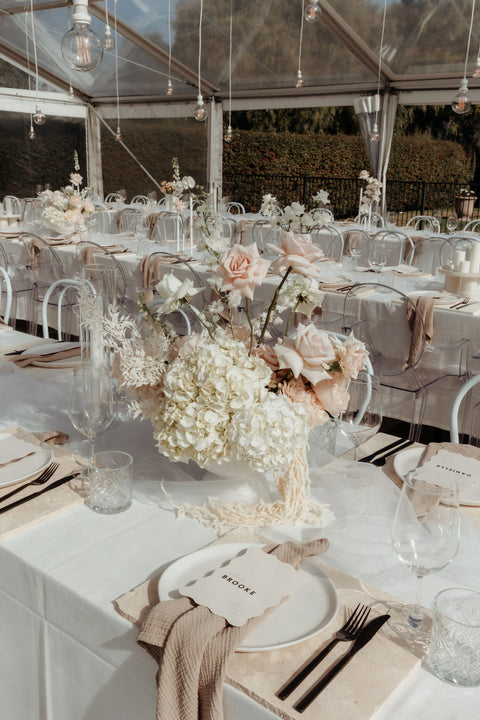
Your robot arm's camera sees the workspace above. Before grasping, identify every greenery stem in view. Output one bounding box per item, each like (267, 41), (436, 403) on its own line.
(245, 297), (255, 354)
(257, 266), (293, 346)
(284, 298), (301, 338)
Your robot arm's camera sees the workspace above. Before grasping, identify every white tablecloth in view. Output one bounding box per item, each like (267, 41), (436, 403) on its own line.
(1, 360), (480, 719)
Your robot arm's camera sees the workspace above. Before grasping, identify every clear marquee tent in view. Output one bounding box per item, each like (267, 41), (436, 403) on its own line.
(1, 0), (480, 198)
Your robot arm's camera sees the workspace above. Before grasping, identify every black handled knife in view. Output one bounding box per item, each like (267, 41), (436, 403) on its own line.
(0, 473), (79, 515)
(359, 437), (406, 463)
(293, 614), (390, 713)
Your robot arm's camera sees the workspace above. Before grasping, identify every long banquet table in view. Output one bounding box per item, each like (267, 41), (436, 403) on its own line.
(1, 332), (480, 720)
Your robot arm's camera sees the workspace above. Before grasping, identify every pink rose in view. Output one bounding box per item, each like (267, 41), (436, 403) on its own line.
(268, 232), (324, 278)
(170, 332), (204, 359)
(69, 194), (82, 207)
(313, 375), (349, 417)
(338, 336), (368, 379)
(216, 243), (270, 300)
(282, 378), (329, 427)
(253, 343), (280, 371)
(83, 199), (95, 214)
(64, 208), (83, 225)
(70, 172), (83, 186)
(274, 323), (336, 384)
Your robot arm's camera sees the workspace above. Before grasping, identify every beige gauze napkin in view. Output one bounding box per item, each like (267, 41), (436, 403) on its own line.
(405, 295), (435, 368)
(9, 346), (81, 368)
(136, 538), (328, 720)
(140, 253), (166, 302)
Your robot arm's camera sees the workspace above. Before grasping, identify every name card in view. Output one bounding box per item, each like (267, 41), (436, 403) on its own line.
(414, 449), (480, 494)
(179, 546), (309, 626)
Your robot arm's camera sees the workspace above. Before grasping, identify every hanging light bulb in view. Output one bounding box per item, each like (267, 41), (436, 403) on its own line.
(33, 106), (46, 125)
(296, 69), (303, 87)
(224, 124), (233, 142)
(473, 57), (480, 78)
(370, 121), (380, 143)
(304, 1), (321, 22)
(194, 94), (208, 121)
(28, 123), (35, 139)
(167, 79), (173, 95)
(115, 126), (122, 141)
(61, 0), (104, 72)
(104, 25), (115, 51)
(452, 78), (471, 114)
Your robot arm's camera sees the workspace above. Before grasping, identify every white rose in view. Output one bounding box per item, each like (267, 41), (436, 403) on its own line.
(155, 272), (200, 314)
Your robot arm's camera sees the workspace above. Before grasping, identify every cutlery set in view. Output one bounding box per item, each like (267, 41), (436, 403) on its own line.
(0, 464), (80, 515)
(276, 605), (390, 712)
(359, 438), (413, 466)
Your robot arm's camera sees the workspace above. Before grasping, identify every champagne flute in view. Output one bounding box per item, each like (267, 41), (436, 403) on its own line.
(68, 363), (115, 462)
(446, 213), (458, 234)
(348, 232), (366, 269)
(339, 372), (382, 462)
(390, 472), (459, 641)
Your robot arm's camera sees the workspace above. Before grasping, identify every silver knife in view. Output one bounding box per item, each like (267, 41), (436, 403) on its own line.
(293, 614), (390, 713)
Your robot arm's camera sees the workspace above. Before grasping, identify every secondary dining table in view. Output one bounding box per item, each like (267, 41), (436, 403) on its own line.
(1, 332), (480, 720)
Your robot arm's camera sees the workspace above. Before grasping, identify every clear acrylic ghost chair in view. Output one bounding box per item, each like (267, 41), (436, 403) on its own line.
(0, 239), (35, 331)
(343, 282), (470, 441)
(3, 195), (22, 216)
(370, 229), (415, 266)
(406, 235), (453, 275)
(0, 266), (12, 324)
(221, 216), (238, 245)
(310, 224), (344, 261)
(252, 220), (283, 258)
(406, 215), (441, 233)
(76, 240), (128, 311)
(117, 207), (144, 234)
(147, 251), (208, 307)
(105, 193), (123, 203)
(88, 208), (114, 234)
(151, 212), (185, 247)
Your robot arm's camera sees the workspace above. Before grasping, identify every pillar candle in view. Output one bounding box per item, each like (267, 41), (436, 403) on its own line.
(454, 249), (466, 270)
(4, 198), (12, 214)
(459, 260), (470, 274)
(189, 196), (194, 254)
(469, 244), (480, 274)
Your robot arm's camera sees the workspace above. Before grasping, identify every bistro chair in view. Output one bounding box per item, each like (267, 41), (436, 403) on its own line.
(311, 224), (344, 261)
(406, 215), (441, 233)
(450, 373), (480, 444)
(221, 216), (238, 245)
(225, 202), (245, 215)
(40, 278), (84, 340)
(462, 219), (480, 233)
(343, 282), (470, 441)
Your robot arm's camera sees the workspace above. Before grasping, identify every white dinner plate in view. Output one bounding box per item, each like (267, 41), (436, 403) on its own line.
(0, 444), (54, 489)
(19, 342), (82, 369)
(393, 446), (480, 506)
(158, 543), (338, 652)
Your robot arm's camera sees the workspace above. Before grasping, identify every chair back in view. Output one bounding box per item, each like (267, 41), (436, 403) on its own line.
(76, 240), (127, 306)
(354, 212), (384, 228)
(105, 193), (123, 203)
(406, 235), (450, 274)
(406, 215), (441, 233)
(2, 195), (22, 215)
(462, 219), (480, 232)
(41, 278), (86, 339)
(450, 374), (480, 444)
(131, 195), (149, 205)
(310, 224), (344, 261)
(221, 216), (238, 245)
(371, 229), (415, 266)
(117, 207), (143, 234)
(151, 212), (184, 247)
(252, 220), (282, 257)
(0, 265), (12, 324)
(225, 202), (245, 215)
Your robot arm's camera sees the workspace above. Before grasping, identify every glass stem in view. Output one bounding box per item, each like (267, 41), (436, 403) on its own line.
(409, 575), (424, 626)
(354, 443), (359, 462)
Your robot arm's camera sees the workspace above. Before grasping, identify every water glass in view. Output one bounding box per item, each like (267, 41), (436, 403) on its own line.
(88, 450), (133, 514)
(428, 587), (480, 686)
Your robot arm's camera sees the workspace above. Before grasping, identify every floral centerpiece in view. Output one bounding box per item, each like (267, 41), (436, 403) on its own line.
(159, 158), (196, 211)
(260, 190), (332, 232)
(79, 233), (368, 532)
(39, 152), (95, 231)
(359, 170), (382, 212)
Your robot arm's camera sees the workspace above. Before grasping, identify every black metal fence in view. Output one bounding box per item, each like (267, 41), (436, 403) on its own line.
(222, 174), (480, 226)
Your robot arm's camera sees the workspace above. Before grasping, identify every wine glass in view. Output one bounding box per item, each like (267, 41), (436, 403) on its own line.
(390, 472), (460, 641)
(348, 232), (366, 269)
(339, 372), (382, 462)
(446, 213), (458, 234)
(386, 211), (398, 227)
(68, 363), (115, 461)
(369, 242), (387, 272)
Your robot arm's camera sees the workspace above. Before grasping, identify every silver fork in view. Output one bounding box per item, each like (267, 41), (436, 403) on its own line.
(450, 296), (471, 309)
(277, 603), (371, 700)
(0, 461), (60, 503)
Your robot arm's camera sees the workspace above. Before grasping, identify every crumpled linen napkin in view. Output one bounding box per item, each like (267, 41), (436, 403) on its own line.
(137, 538), (328, 720)
(405, 295), (435, 367)
(9, 345), (81, 368)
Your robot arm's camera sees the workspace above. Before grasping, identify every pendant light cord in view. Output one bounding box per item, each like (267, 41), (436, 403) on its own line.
(198, 0), (204, 97)
(114, 0), (120, 132)
(228, 0), (232, 127)
(297, 0), (304, 78)
(168, 0), (172, 86)
(464, 0), (476, 79)
(373, 0), (387, 133)
(30, 0), (39, 100)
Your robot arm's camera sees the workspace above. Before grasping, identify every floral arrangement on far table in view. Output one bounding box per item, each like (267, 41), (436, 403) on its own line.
(260, 190), (332, 232)
(79, 233), (368, 531)
(39, 153), (95, 230)
(359, 170), (382, 212)
(159, 157), (196, 210)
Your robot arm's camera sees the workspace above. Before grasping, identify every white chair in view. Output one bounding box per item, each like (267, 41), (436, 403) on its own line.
(354, 211), (384, 228)
(462, 219), (480, 232)
(41, 277), (99, 340)
(105, 193), (123, 203)
(131, 195), (149, 205)
(0, 265), (12, 325)
(450, 373), (480, 443)
(141, 297), (192, 336)
(406, 215), (441, 233)
(221, 216), (238, 245)
(225, 202), (245, 215)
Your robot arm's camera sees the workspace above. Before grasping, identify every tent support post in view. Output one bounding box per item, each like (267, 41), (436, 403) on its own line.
(207, 98), (223, 201)
(86, 105), (104, 199)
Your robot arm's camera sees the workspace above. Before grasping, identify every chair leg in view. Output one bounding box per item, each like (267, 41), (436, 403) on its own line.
(408, 388), (428, 443)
